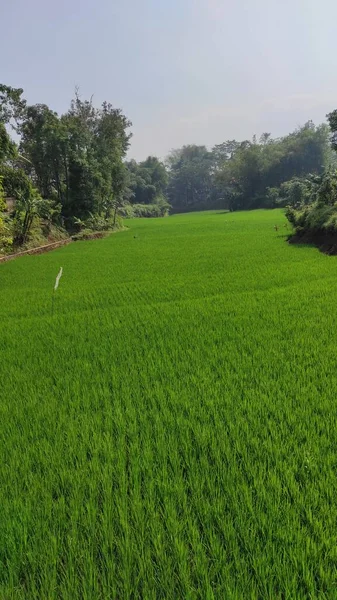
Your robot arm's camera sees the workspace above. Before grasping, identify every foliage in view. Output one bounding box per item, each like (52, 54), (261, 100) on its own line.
(0, 123), (17, 163)
(327, 108), (337, 153)
(12, 183), (44, 245)
(284, 109), (337, 235)
(72, 212), (115, 232)
(276, 177), (312, 208)
(0, 164), (32, 199)
(71, 229), (108, 241)
(0, 174), (5, 212)
(19, 92), (132, 222)
(166, 145), (214, 211)
(1, 210), (337, 597)
(18, 103), (67, 201)
(0, 164), (57, 246)
(215, 122), (330, 211)
(0, 175), (7, 239)
(125, 156), (168, 205)
(166, 123), (330, 212)
(121, 195), (170, 218)
(1, 79), (335, 248)
(0, 175), (13, 252)
(0, 83), (26, 129)
(0, 83), (132, 250)
(285, 170), (337, 233)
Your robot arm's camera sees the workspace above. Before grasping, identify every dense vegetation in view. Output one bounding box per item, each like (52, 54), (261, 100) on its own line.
(166, 124), (331, 213)
(1, 210), (337, 598)
(124, 156), (170, 217)
(125, 124), (331, 214)
(1, 80), (335, 255)
(283, 111), (337, 245)
(0, 84), (132, 253)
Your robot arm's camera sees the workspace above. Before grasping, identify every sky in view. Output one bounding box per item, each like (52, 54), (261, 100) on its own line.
(1, 0), (337, 160)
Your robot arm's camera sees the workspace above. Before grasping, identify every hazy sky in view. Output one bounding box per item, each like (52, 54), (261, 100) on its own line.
(1, 0), (337, 160)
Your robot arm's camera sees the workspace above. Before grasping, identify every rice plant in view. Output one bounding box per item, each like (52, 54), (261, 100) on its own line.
(0, 209), (337, 599)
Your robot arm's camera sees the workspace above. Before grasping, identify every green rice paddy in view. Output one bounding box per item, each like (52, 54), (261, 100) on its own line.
(1, 209), (337, 599)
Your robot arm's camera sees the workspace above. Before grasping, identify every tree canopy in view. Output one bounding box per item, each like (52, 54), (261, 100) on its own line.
(166, 122), (330, 213)
(125, 156), (168, 204)
(0, 85), (132, 251)
(18, 92), (132, 222)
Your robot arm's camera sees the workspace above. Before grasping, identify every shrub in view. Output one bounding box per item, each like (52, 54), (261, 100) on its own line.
(126, 196), (171, 218)
(0, 175), (13, 253)
(285, 171), (337, 234)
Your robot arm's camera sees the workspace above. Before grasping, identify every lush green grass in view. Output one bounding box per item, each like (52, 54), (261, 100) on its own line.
(1, 209), (337, 599)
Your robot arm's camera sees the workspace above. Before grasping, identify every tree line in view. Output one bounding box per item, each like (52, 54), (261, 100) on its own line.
(166, 123), (332, 213)
(0, 80), (336, 254)
(125, 124), (331, 215)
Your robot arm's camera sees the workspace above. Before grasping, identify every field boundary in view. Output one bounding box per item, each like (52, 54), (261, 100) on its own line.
(0, 229), (128, 264)
(289, 230), (337, 255)
(0, 239), (72, 263)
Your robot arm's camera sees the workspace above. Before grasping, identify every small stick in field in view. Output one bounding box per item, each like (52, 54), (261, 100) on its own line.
(52, 267), (63, 315)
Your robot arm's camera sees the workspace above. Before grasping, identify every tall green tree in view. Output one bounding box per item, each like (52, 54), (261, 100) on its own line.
(0, 84), (26, 129)
(94, 101), (132, 218)
(125, 156), (168, 205)
(19, 91), (132, 222)
(167, 145), (214, 211)
(0, 123), (17, 163)
(19, 104), (67, 201)
(213, 123), (329, 211)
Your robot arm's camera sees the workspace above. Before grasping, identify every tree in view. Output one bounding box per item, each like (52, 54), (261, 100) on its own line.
(19, 104), (67, 201)
(277, 178), (311, 208)
(0, 123), (17, 163)
(125, 156), (168, 205)
(140, 156), (168, 196)
(212, 141), (240, 171)
(167, 145), (214, 211)
(0, 84), (26, 129)
(327, 110), (337, 154)
(213, 124), (329, 212)
(165, 125), (329, 214)
(215, 141), (263, 210)
(94, 101), (132, 218)
(19, 91), (132, 223)
(0, 82), (135, 249)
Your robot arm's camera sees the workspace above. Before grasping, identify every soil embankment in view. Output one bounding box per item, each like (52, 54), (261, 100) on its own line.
(0, 232), (107, 263)
(289, 230), (337, 255)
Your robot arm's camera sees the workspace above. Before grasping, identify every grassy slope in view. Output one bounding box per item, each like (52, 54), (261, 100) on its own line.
(1, 209), (337, 599)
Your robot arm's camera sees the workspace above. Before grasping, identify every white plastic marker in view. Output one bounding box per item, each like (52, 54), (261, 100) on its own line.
(52, 267), (63, 315)
(54, 267), (63, 291)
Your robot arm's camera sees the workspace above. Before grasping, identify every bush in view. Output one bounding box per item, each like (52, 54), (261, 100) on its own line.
(0, 175), (13, 253)
(285, 171), (337, 235)
(71, 229), (106, 241)
(125, 196), (171, 218)
(118, 204), (135, 219)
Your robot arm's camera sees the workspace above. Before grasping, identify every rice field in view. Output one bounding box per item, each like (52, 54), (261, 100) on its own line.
(1, 209), (337, 599)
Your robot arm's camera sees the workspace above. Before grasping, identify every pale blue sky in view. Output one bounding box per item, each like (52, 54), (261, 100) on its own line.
(1, 0), (337, 159)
